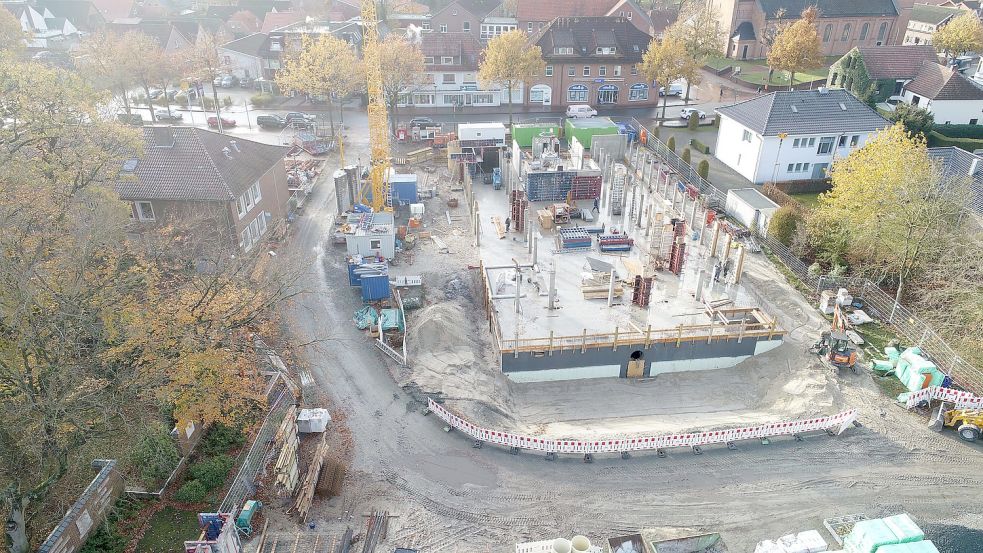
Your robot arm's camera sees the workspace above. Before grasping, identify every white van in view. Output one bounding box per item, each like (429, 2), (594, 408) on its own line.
(566, 105), (597, 118)
(660, 82), (685, 97)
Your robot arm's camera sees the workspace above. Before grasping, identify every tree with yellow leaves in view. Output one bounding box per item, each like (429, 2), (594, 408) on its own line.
(810, 124), (969, 310)
(379, 35), (424, 136)
(932, 11), (983, 62)
(665, 0), (724, 99)
(641, 36), (700, 122)
(478, 29), (546, 126)
(767, 7), (824, 89)
(0, 8), (27, 56)
(277, 34), (363, 136)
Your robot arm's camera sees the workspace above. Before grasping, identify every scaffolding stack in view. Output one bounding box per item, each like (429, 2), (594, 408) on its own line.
(610, 164), (627, 215)
(510, 190), (528, 232)
(668, 219), (687, 275)
(525, 171), (602, 202)
(557, 227), (592, 250)
(632, 276), (654, 307)
(598, 234), (634, 252)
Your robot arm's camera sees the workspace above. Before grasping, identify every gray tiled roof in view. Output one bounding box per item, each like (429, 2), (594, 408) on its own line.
(220, 32), (268, 57)
(856, 45), (939, 80)
(116, 127), (288, 202)
(928, 146), (983, 214)
(732, 21), (756, 41)
(715, 89), (890, 136)
(909, 3), (965, 25)
(757, 0), (898, 19)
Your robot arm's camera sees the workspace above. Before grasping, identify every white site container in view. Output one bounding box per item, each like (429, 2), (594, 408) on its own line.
(297, 408), (331, 433)
(457, 123), (507, 146)
(725, 188), (780, 237)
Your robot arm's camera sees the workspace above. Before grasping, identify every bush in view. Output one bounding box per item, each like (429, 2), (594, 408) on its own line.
(202, 96), (215, 110)
(666, 135), (676, 152)
(927, 130), (983, 150)
(188, 454), (234, 490)
(697, 159), (709, 179)
(688, 113), (699, 130)
(80, 524), (126, 553)
(131, 424), (180, 485)
(251, 93), (274, 108)
(691, 138), (710, 154)
(174, 480), (208, 503)
(681, 147), (691, 164)
(198, 423), (246, 456)
(222, 96), (233, 108)
(890, 103), (934, 136)
(932, 123), (983, 139)
(768, 205), (802, 246)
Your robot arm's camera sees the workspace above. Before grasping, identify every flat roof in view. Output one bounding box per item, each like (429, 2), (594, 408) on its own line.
(566, 116), (618, 129)
(458, 122), (506, 130)
(728, 188), (780, 210)
(343, 212), (395, 236)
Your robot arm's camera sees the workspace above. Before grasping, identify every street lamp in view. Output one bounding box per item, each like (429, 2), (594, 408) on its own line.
(772, 132), (788, 184)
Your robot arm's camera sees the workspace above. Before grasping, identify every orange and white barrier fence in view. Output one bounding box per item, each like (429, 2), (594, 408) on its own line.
(904, 386), (983, 409)
(427, 398), (858, 455)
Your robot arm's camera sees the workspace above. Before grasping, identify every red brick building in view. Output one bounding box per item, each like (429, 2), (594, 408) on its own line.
(523, 16), (658, 108)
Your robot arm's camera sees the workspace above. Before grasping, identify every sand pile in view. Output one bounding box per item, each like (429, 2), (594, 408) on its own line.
(402, 300), (512, 417)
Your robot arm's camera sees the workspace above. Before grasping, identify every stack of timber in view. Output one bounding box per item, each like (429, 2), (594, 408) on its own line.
(581, 272), (623, 299)
(273, 406), (299, 496)
(292, 433), (329, 521)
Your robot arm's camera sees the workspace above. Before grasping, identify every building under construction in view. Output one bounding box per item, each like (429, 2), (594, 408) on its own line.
(471, 126), (785, 382)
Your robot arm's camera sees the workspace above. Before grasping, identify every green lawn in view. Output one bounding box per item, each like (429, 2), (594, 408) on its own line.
(708, 56), (837, 87)
(787, 191), (823, 209)
(136, 508), (201, 553)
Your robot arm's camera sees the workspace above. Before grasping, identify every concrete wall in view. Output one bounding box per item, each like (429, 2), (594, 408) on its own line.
(501, 335), (784, 382)
(38, 460), (123, 553)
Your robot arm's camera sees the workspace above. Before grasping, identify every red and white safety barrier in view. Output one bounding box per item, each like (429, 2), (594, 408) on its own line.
(427, 398), (858, 455)
(904, 386), (983, 409)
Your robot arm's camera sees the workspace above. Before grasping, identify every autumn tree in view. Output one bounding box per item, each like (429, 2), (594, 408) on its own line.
(932, 11), (983, 62)
(0, 8), (27, 56)
(767, 7), (824, 89)
(760, 8), (790, 83)
(478, 29), (546, 126)
(665, 0), (724, 98)
(641, 36), (699, 121)
(188, 32), (233, 131)
(276, 34), (363, 136)
(378, 34), (424, 135)
(75, 31), (142, 114)
(810, 124), (970, 310)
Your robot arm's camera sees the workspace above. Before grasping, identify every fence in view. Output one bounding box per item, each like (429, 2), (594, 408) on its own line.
(428, 398), (857, 455)
(904, 386), (983, 409)
(218, 384), (291, 515)
(626, 117), (983, 397)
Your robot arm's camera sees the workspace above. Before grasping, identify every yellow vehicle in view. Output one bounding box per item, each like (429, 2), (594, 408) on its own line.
(930, 406), (983, 441)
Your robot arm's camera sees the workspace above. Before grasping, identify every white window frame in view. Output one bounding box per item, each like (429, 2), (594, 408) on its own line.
(258, 210), (268, 236)
(441, 56), (454, 64)
(545, 65), (553, 76)
(598, 66), (606, 76)
(251, 182), (262, 204)
(583, 66), (590, 76)
(240, 227), (253, 251)
(369, 238), (382, 250)
(439, 24), (447, 33)
(742, 130), (752, 142)
(631, 64), (638, 75)
(422, 22), (431, 30)
(442, 73), (455, 84)
(614, 65), (622, 76)
(423, 56), (435, 64)
(527, 22), (533, 32)
(627, 11), (632, 20)
(135, 201), (155, 221)
(567, 66), (575, 77)
(462, 21), (470, 32)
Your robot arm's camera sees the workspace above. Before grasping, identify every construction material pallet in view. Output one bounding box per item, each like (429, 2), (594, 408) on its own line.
(823, 513), (869, 546)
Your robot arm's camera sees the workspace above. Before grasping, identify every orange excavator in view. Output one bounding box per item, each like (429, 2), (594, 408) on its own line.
(810, 304), (859, 373)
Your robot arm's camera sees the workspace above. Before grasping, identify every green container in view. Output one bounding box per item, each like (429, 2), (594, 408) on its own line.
(563, 116), (619, 149)
(883, 514), (924, 543)
(512, 123), (560, 148)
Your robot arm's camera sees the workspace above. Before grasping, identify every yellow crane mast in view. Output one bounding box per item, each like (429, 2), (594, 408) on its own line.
(360, 0), (392, 212)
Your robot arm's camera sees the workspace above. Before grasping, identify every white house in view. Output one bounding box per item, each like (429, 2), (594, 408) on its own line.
(218, 32), (268, 80)
(714, 89), (890, 184)
(901, 62), (983, 125)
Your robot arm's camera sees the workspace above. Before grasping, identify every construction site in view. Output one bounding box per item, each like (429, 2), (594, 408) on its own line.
(168, 4), (983, 549)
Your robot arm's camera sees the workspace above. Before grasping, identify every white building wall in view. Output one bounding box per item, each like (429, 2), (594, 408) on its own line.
(753, 131), (877, 183)
(714, 116), (763, 183)
(398, 71), (506, 107)
(219, 49), (264, 79)
(901, 90), (983, 124)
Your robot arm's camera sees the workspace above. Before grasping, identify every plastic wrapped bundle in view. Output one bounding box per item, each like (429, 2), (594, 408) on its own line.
(876, 541), (940, 553)
(846, 519), (900, 553)
(883, 514), (925, 544)
(755, 540), (787, 553)
(796, 530), (828, 552)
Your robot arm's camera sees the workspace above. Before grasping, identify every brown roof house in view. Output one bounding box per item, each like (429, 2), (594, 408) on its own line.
(827, 45), (939, 102)
(900, 61), (983, 124)
(116, 127), (291, 253)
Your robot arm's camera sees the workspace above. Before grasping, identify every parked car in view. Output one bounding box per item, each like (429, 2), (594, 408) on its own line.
(213, 76), (224, 87)
(154, 110), (183, 123)
(409, 116), (434, 128)
(285, 112), (315, 128)
(238, 76), (253, 88)
(220, 75), (236, 88)
(117, 113), (145, 126)
(207, 116), (236, 128)
(679, 108), (706, 120)
(257, 114), (288, 129)
(148, 88), (164, 99)
(660, 83), (685, 97)
(565, 104), (597, 118)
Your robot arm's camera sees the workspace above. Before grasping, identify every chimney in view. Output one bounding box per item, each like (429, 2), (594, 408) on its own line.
(970, 158), (980, 176)
(230, 140), (240, 152)
(151, 126), (175, 148)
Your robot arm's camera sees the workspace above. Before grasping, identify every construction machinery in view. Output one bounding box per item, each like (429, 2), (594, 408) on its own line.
(360, 0), (392, 212)
(810, 304), (859, 373)
(930, 404), (983, 441)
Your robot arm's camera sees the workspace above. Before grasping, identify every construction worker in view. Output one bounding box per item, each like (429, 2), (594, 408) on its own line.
(592, 198), (599, 213)
(505, 217), (511, 231)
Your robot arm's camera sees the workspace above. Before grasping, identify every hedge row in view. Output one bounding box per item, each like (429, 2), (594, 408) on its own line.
(933, 124), (983, 140)
(927, 131), (983, 150)
(690, 138), (711, 154)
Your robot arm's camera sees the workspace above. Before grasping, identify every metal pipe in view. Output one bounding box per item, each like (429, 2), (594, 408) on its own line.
(548, 259), (557, 310)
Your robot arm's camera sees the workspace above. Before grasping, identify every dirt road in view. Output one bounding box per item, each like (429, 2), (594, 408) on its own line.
(279, 125), (983, 552)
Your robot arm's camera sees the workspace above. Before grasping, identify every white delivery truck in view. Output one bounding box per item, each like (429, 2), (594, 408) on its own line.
(566, 105), (597, 118)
